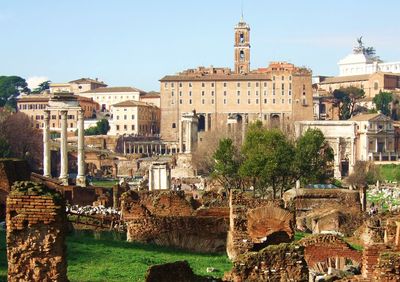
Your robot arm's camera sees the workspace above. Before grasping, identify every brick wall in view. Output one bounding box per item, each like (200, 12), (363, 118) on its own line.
(6, 181), (67, 282)
(227, 190), (294, 261)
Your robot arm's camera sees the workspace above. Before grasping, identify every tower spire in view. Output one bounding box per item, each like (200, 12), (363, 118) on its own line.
(241, 0), (244, 22)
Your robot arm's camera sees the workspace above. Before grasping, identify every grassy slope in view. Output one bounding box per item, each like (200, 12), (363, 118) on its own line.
(379, 164), (400, 182)
(0, 230), (231, 282)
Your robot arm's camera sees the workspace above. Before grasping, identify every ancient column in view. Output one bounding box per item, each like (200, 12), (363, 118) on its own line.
(178, 120), (183, 153)
(186, 121), (192, 153)
(59, 110), (68, 185)
(76, 110), (86, 187)
(43, 110), (51, 178)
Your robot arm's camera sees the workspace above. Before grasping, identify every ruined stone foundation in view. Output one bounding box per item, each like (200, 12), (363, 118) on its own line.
(6, 181), (68, 282)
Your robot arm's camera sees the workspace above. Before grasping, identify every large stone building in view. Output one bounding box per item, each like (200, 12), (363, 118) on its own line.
(296, 113), (399, 178)
(17, 93), (99, 131)
(79, 86), (147, 111)
(108, 100), (160, 136)
(159, 19), (313, 142)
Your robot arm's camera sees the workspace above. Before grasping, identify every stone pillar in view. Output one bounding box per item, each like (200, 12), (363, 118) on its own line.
(179, 120), (184, 153)
(395, 221), (400, 248)
(76, 110), (86, 187)
(123, 141), (126, 155)
(59, 110), (68, 185)
(6, 181), (68, 282)
(43, 110), (51, 178)
(129, 143), (132, 154)
(186, 121), (192, 153)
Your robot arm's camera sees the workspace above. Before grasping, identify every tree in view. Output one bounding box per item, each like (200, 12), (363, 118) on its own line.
(84, 119), (110, 135)
(239, 122), (295, 199)
(333, 86), (365, 120)
(0, 111), (42, 169)
(346, 161), (382, 188)
(31, 80), (51, 94)
(294, 128), (334, 184)
(373, 91), (393, 116)
(0, 76), (30, 108)
(0, 137), (11, 158)
(211, 138), (243, 193)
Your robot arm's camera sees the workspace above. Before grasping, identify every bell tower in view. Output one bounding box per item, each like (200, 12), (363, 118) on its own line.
(234, 17), (250, 74)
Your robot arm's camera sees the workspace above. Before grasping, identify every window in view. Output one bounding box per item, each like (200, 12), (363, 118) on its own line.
(374, 82), (379, 90)
(247, 82), (251, 87)
(124, 115), (127, 120)
(179, 91), (182, 96)
(282, 76), (284, 81)
(256, 91), (259, 96)
(281, 99), (284, 104)
(131, 125), (135, 130)
(256, 82), (259, 87)
(248, 99), (251, 104)
(132, 115), (135, 119)
(223, 99), (227, 104)
(179, 82), (182, 87)
(273, 98), (276, 104)
(237, 82), (240, 87)
(189, 91), (192, 96)
(224, 91), (227, 96)
(211, 91), (214, 96)
(202, 82), (205, 87)
(289, 91), (292, 96)
(179, 99), (182, 104)
(171, 82), (174, 88)
(211, 82), (214, 87)
(281, 90), (284, 96)
(189, 99), (192, 104)
(264, 90), (267, 96)
(256, 99), (259, 104)
(289, 76), (292, 81)
(116, 125), (120, 130)
(189, 82), (192, 87)
(202, 99), (205, 104)
(273, 83), (276, 89)
(202, 91), (205, 96)
(289, 99), (292, 104)
(237, 99), (240, 104)
(117, 115), (119, 120)
(264, 98), (267, 104)
(282, 83), (285, 89)
(248, 91), (251, 96)
(172, 123), (176, 128)
(264, 82), (267, 87)
(303, 84), (306, 90)
(273, 76), (275, 81)
(124, 125), (127, 130)
(171, 91), (174, 96)
(223, 82), (227, 87)
(211, 99), (214, 104)
(237, 90), (240, 96)
(240, 50), (245, 61)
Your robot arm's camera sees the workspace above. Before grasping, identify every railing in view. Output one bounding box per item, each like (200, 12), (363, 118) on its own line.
(67, 211), (125, 232)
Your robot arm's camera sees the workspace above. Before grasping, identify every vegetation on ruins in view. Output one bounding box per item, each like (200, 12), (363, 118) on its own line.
(333, 86), (366, 120)
(0, 110), (42, 169)
(0, 76), (30, 109)
(84, 118), (110, 135)
(211, 122), (334, 199)
(372, 91), (393, 116)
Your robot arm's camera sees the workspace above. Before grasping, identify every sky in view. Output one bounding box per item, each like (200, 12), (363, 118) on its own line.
(1, 0), (399, 91)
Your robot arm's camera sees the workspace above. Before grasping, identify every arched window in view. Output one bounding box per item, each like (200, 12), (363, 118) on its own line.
(239, 33), (244, 43)
(240, 50), (245, 61)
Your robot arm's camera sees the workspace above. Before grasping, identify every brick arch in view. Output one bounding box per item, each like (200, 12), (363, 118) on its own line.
(299, 234), (362, 268)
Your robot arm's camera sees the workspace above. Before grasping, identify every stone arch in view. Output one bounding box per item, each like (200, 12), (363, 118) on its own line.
(270, 114), (280, 128)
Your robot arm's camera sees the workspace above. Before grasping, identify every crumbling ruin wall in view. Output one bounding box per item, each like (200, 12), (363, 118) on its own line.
(284, 188), (363, 235)
(225, 243), (308, 282)
(126, 216), (228, 253)
(299, 234), (362, 269)
(227, 190), (294, 261)
(6, 181), (67, 282)
(121, 190), (229, 253)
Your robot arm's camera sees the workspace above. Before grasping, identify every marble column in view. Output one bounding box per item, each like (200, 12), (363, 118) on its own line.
(76, 110), (86, 187)
(59, 110), (68, 185)
(186, 121), (192, 153)
(43, 110), (51, 178)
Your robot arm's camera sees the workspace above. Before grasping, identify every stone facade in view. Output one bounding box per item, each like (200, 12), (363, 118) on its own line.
(6, 181), (67, 282)
(159, 19), (313, 143)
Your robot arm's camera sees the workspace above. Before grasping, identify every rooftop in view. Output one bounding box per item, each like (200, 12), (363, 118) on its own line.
(349, 113), (391, 121)
(112, 100), (156, 108)
(82, 86), (146, 94)
(319, 74), (371, 84)
(69, 78), (107, 85)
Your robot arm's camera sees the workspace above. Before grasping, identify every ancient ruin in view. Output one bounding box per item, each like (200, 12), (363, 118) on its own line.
(6, 181), (67, 282)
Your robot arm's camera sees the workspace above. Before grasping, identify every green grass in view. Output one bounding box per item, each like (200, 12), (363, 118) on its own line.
(90, 180), (118, 188)
(294, 231), (311, 241)
(379, 164), (400, 182)
(0, 230), (232, 282)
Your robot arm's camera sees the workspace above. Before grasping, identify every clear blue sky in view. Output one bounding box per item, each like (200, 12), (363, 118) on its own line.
(1, 0), (399, 91)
